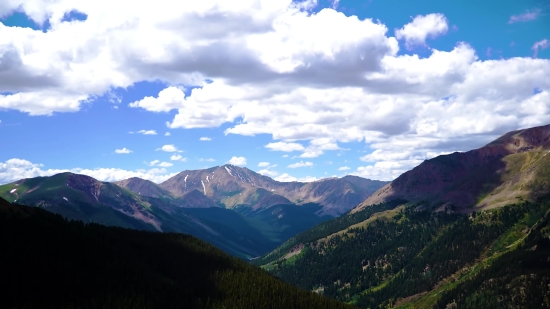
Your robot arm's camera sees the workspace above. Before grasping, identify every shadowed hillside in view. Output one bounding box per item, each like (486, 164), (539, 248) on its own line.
(0, 197), (355, 309)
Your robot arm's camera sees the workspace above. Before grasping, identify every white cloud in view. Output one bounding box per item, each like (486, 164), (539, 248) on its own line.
(274, 173), (318, 182)
(508, 9), (541, 24)
(165, 132), (171, 136)
(199, 137), (212, 141)
(395, 13), (448, 48)
(148, 160), (173, 167)
(156, 144), (179, 152)
(0, 158), (176, 184)
(258, 169), (278, 177)
(265, 142), (305, 152)
(288, 161), (313, 168)
(258, 162), (270, 167)
(137, 130), (157, 135)
(532, 39), (549, 58)
(338, 166), (350, 170)
(170, 154), (187, 162)
(115, 147), (132, 154)
(1, 3), (549, 181)
(199, 158), (216, 162)
(228, 156), (247, 166)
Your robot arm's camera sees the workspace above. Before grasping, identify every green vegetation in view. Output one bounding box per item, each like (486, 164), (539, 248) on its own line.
(253, 199), (406, 266)
(0, 198), (355, 309)
(259, 197), (550, 309)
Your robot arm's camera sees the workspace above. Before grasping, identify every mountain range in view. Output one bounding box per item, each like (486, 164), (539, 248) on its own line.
(3, 124), (550, 308)
(256, 123), (550, 308)
(0, 165), (387, 259)
(115, 165), (387, 217)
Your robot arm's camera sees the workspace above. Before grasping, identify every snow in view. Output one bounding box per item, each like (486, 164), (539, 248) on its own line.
(63, 197), (69, 202)
(225, 166), (233, 176)
(201, 180), (207, 195)
(184, 175), (188, 182)
(10, 188), (17, 193)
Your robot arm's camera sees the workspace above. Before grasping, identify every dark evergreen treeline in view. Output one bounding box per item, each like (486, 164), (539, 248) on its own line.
(434, 208), (550, 309)
(253, 199), (406, 266)
(0, 199), (355, 309)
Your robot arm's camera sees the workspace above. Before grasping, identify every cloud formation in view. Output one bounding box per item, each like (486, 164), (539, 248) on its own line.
(156, 144), (180, 152)
(288, 161), (313, 168)
(137, 130), (157, 135)
(115, 147), (132, 154)
(508, 9), (541, 24)
(395, 13), (448, 48)
(532, 39), (549, 58)
(1, 2), (549, 180)
(0, 158), (176, 184)
(228, 156), (247, 166)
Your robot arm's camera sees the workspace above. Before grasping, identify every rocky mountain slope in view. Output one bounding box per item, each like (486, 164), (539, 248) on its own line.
(119, 165), (387, 217)
(354, 124), (550, 213)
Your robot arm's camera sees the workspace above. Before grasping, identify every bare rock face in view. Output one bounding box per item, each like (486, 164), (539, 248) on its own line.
(353, 124), (550, 213)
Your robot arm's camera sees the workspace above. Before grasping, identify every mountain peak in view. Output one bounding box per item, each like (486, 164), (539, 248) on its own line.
(354, 123), (550, 213)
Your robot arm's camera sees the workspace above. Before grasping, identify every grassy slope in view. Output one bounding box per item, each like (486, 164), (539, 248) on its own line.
(0, 198), (355, 309)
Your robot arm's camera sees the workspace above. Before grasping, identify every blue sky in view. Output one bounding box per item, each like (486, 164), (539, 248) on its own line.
(0, 0), (549, 184)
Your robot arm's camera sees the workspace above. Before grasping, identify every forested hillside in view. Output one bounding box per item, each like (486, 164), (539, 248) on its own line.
(259, 198), (550, 308)
(0, 197), (354, 309)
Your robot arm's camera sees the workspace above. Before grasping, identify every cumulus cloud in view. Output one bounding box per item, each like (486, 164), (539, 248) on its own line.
(165, 132), (171, 136)
(532, 39), (549, 58)
(265, 142), (305, 152)
(170, 154), (187, 161)
(508, 9), (541, 24)
(115, 147), (132, 154)
(274, 173), (318, 182)
(199, 158), (216, 162)
(258, 162), (270, 167)
(228, 156), (247, 166)
(156, 144), (180, 152)
(1, 3), (550, 181)
(148, 160), (173, 167)
(288, 161), (313, 168)
(199, 137), (212, 141)
(137, 130), (157, 135)
(258, 169), (278, 177)
(395, 13), (448, 48)
(0, 158), (176, 184)
(338, 166), (350, 170)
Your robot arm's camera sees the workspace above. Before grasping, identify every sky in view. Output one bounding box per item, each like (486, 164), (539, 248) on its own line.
(0, 0), (549, 184)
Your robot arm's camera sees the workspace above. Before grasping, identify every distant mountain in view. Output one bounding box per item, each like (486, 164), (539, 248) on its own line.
(254, 124), (550, 309)
(0, 198), (354, 309)
(119, 165), (388, 217)
(354, 124), (550, 213)
(113, 177), (174, 199)
(0, 172), (330, 258)
(0, 172), (279, 258)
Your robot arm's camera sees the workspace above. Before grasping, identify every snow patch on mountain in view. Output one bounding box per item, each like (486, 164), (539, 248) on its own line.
(225, 166), (233, 176)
